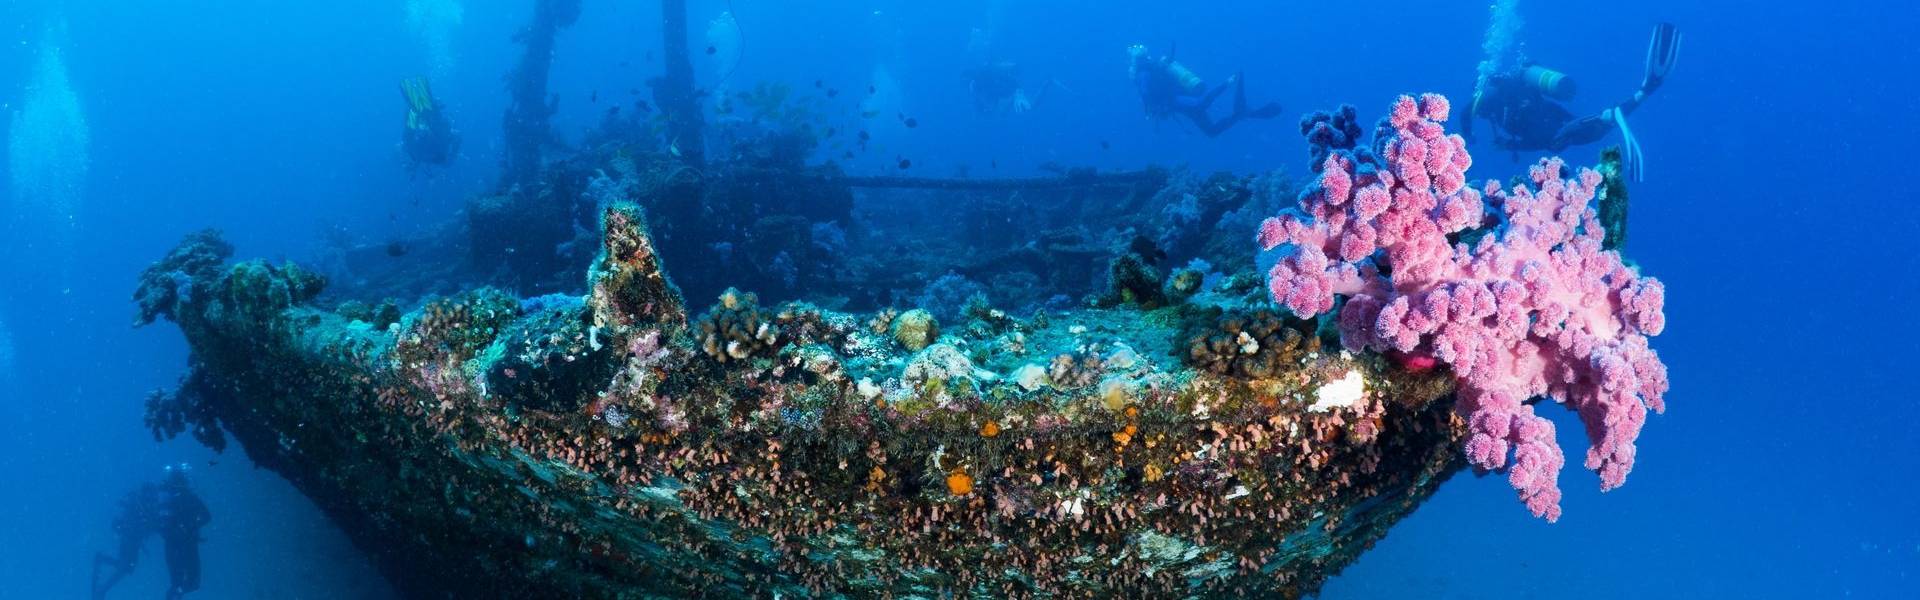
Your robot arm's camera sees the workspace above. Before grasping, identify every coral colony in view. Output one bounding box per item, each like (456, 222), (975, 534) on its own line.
(1263, 94), (1666, 520)
(137, 96), (1665, 596)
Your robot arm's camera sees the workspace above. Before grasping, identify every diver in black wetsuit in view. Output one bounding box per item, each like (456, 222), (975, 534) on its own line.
(400, 76), (460, 172)
(91, 465), (212, 600)
(1463, 23), (1681, 181)
(1127, 44), (1282, 137)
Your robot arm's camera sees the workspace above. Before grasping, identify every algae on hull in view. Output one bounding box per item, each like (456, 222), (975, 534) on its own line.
(138, 203), (1463, 598)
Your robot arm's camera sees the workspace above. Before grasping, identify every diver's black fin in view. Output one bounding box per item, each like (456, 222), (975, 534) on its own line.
(1644, 23), (1681, 88)
(1246, 102), (1283, 120)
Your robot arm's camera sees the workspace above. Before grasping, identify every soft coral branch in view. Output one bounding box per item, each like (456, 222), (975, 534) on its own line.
(1260, 94), (1669, 521)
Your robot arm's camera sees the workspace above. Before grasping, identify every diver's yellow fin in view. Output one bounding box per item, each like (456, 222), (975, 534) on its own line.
(400, 77), (436, 114)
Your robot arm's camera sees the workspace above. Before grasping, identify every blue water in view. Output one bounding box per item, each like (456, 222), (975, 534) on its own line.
(1, 0), (1913, 597)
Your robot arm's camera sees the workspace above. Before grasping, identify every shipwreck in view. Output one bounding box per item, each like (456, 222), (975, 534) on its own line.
(130, 2), (1671, 596)
(136, 191), (1466, 596)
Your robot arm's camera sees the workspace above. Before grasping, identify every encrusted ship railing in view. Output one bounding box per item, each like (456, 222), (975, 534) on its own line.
(137, 204), (1463, 598)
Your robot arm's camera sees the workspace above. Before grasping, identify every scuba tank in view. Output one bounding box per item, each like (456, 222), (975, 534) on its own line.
(1522, 65), (1578, 101)
(1166, 60), (1203, 93)
(1126, 44), (1202, 92)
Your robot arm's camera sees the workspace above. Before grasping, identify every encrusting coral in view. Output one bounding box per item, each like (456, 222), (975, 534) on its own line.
(133, 228), (232, 326)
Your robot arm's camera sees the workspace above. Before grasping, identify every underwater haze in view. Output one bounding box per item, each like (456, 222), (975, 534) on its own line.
(1, 0), (1915, 598)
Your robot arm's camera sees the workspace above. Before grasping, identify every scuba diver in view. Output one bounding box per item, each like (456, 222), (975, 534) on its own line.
(1463, 23), (1682, 181)
(400, 76), (460, 173)
(962, 24), (1056, 117)
(964, 60), (1049, 116)
(91, 464), (212, 600)
(1127, 44), (1283, 137)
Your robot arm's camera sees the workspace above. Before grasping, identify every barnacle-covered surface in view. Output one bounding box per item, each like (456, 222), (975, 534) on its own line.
(138, 203), (1464, 598)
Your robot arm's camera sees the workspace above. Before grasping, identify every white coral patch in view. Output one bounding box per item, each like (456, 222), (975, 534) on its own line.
(856, 377), (883, 400)
(1012, 363), (1051, 392)
(1309, 370), (1366, 412)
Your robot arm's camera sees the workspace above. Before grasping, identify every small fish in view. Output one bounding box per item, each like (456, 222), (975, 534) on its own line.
(868, 85), (877, 94)
(897, 158), (912, 170)
(590, 90), (598, 103)
(903, 117), (918, 128)
(1100, 140), (1110, 150)
(826, 127), (837, 137)
(843, 151), (855, 159)
(991, 159), (998, 169)
(814, 80), (823, 88)
(827, 88), (839, 98)
(706, 45), (717, 55)
(628, 88), (641, 95)
(861, 110), (879, 119)
(386, 240), (411, 258)
(618, 60), (630, 68)
(858, 130), (870, 142)
(635, 100), (652, 112)
(669, 137), (682, 158)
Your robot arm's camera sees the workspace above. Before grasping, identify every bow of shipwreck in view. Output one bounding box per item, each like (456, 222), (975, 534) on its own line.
(135, 204), (1463, 598)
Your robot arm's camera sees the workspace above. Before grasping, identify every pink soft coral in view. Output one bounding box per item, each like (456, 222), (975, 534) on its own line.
(1259, 93), (1668, 521)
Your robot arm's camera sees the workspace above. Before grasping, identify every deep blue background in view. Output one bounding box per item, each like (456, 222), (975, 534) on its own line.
(1, 1), (1913, 597)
